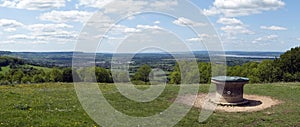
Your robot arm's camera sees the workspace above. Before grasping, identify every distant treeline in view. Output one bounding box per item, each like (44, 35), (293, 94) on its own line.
(0, 47), (299, 85)
(169, 46), (300, 84)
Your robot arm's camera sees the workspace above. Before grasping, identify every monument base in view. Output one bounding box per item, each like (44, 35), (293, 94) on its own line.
(210, 98), (249, 106)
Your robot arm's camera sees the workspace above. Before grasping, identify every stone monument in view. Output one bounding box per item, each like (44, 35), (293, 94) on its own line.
(211, 76), (249, 106)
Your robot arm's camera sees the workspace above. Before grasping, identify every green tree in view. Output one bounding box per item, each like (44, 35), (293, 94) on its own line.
(11, 70), (24, 84)
(199, 62), (211, 84)
(44, 72), (51, 82)
(133, 64), (152, 83)
(257, 60), (273, 83)
(283, 73), (294, 82)
(170, 71), (181, 84)
(169, 61), (200, 84)
(62, 68), (73, 82)
(21, 76), (32, 84)
(32, 74), (45, 83)
(50, 68), (63, 82)
(0, 73), (4, 80)
(77, 67), (96, 82)
(95, 67), (112, 83)
(111, 70), (129, 83)
(279, 47), (300, 74)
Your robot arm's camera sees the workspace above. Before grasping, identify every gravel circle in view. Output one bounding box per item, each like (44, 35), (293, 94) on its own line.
(177, 94), (282, 112)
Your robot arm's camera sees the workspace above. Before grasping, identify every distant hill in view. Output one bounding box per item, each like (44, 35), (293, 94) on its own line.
(0, 56), (25, 67)
(0, 51), (283, 67)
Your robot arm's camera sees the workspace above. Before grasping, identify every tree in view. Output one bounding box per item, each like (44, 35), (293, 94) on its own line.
(21, 76), (32, 84)
(50, 68), (63, 82)
(77, 67), (96, 82)
(170, 71), (181, 84)
(11, 70), (24, 84)
(279, 47), (300, 74)
(44, 72), (51, 82)
(95, 67), (112, 83)
(257, 60), (273, 83)
(283, 73), (294, 82)
(32, 74), (45, 83)
(111, 70), (129, 83)
(227, 65), (243, 77)
(133, 64), (152, 83)
(0, 73), (4, 79)
(169, 61), (201, 84)
(62, 68), (73, 82)
(199, 62), (211, 84)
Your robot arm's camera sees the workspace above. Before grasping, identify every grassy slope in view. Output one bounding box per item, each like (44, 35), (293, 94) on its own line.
(0, 65), (52, 75)
(25, 65), (53, 73)
(0, 83), (299, 126)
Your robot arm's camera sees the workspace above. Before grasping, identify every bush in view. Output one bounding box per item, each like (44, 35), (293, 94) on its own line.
(0, 80), (11, 85)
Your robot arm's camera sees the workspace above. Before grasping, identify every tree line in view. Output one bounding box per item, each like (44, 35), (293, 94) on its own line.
(170, 46), (300, 84)
(0, 46), (299, 85)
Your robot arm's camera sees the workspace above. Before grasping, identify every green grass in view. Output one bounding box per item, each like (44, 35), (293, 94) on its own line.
(0, 83), (300, 126)
(0, 65), (52, 75)
(25, 65), (53, 73)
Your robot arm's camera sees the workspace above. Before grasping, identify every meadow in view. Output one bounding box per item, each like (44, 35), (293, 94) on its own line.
(1, 83), (300, 126)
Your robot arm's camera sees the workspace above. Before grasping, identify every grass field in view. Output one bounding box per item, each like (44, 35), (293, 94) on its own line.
(26, 65), (53, 73)
(0, 65), (53, 75)
(0, 83), (300, 126)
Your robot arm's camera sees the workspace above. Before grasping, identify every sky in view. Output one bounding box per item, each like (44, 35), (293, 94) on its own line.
(0, 0), (299, 52)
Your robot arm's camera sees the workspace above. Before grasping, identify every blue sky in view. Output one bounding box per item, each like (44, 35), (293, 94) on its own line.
(0, 0), (299, 52)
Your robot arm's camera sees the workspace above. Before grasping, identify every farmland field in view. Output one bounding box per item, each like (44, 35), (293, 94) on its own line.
(0, 83), (300, 126)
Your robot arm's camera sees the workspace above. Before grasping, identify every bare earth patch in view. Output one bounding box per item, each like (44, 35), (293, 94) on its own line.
(177, 94), (283, 112)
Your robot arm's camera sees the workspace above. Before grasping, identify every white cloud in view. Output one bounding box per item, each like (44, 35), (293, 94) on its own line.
(0, 0), (66, 10)
(149, 0), (178, 10)
(26, 23), (73, 32)
(123, 28), (141, 33)
(173, 17), (206, 27)
(217, 17), (253, 36)
(39, 10), (94, 23)
(111, 24), (141, 34)
(9, 34), (36, 40)
(8, 23), (78, 45)
(8, 34), (48, 44)
(91, 24), (142, 40)
(0, 19), (23, 27)
(154, 21), (161, 24)
(187, 38), (202, 42)
(217, 17), (243, 25)
(127, 16), (135, 20)
(4, 28), (16, 32)
(0, 40), (15, 44)
(260, 26), (287, 31)
(136, 25), (162, 30)
(77, 0), (113, 8)
(103, 0), (147, 14)
(77, 0), (177, 13)
(102, 28), (195, 53)
(252, 35), (278, 43)
(204, 0), (285, 17)
(104, 24), (164, 40)
(203, 7), (220, 16)
(187, 34), (214, 42)
(297, 38), (300, 41)
(221, 25), (254, 35)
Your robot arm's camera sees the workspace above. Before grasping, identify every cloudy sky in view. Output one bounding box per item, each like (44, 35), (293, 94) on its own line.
(0, 0), (299, 52)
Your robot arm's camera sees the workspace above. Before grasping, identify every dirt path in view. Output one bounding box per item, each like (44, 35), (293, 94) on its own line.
(177, 94), (282, 112)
